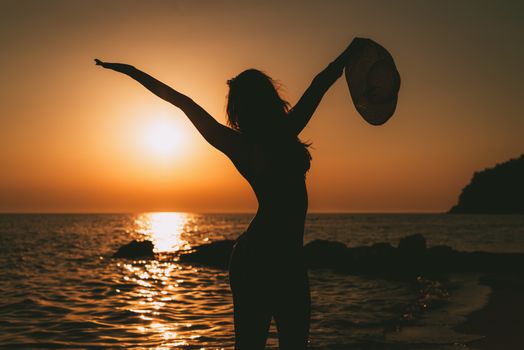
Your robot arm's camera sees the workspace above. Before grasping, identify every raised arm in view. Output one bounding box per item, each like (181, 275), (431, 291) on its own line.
(94, 59), (243, 159)
(287, 38), (368, 135)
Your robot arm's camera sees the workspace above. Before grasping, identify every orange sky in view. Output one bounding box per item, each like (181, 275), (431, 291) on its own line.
(1, 0), (523, 213)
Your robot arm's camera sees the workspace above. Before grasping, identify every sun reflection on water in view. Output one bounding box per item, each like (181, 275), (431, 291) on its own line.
(113, 213), (233, 348)
(135, 212), (192, 252)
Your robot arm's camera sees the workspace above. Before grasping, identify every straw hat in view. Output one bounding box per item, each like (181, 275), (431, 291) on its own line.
(345, 39), (401, 126)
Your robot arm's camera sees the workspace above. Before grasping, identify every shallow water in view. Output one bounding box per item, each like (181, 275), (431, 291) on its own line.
(0, 213), (522, 349)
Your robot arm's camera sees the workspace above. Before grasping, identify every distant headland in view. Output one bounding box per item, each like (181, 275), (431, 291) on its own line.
(449, 154), (524, 214)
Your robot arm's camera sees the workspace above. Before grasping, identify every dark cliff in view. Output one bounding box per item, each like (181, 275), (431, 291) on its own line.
(449, 155), (524, 214)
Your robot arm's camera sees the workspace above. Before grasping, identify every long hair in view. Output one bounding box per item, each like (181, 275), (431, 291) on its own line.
(226, 69), (311, 172)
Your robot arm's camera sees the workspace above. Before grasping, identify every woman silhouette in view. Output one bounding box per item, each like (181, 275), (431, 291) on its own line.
(96, 37), (363, 350)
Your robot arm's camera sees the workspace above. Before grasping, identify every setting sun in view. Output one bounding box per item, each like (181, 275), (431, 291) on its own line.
(143, 117), (185, 160)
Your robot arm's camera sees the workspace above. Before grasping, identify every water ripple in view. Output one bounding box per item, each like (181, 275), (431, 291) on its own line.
(1, 213), (517, 348)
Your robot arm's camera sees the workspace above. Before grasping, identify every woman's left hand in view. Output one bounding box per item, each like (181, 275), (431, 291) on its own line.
(335, 37), (369, 67)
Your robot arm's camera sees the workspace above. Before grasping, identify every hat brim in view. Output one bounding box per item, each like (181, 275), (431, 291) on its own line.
(345, 39), (401, 126)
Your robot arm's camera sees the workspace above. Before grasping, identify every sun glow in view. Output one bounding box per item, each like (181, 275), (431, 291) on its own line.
(143, 117), (185, 159)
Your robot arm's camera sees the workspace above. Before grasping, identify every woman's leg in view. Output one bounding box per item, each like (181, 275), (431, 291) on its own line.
(231, 283), (272, 349)
(229, 241), (272, 350)
(273, 268), (311, 350)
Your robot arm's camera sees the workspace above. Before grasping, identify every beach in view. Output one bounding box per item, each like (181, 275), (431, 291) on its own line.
(457, 273), (524, 349)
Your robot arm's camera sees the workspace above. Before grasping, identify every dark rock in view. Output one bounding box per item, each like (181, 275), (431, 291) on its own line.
(428, 245), (454, 255)
(345, 246), (373, 273)
(426, 245), (459, 272)
(113, 240), (154, 258)
(371, 242), (395, 256)
(449, 154), (524, 214)
(396, 234), (428, 275)
(398, 233), (426, 253)
(110, 233), (524, 278)
(369, 242), (396, 268)
(178, 240), (235, 269)
(303, 240), (347, 269)
(345, 243), (397, 274)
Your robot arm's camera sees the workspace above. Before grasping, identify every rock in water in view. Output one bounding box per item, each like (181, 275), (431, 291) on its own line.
(398, 233), (426, 254)
(113, 240), (154, 258)
(304, 240), (348, 269)
(167, 234), (524, 276)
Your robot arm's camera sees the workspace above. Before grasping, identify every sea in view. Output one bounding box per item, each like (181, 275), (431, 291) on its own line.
(1, 213), (523, 349)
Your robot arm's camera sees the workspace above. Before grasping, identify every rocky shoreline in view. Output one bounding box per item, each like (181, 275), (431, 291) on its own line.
(113, 234), (524, 276)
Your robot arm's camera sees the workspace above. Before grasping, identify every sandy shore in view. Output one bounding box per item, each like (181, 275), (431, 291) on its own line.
(457, 273), (524, 349)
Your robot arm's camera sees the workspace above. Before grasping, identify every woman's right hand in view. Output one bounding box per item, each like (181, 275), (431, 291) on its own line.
(94, 59), (135, 74)
(94, 58), (106, 67)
